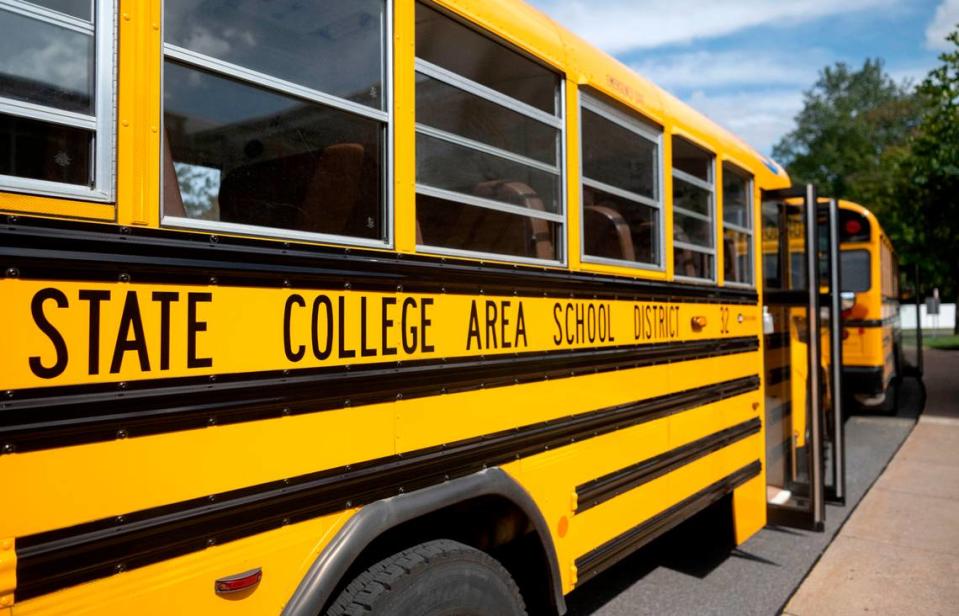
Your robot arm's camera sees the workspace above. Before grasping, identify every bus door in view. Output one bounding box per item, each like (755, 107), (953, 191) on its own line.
(761, 185), (826, 531)
(819, 199), (846, 505)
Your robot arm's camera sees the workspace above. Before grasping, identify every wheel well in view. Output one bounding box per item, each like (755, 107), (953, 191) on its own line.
(321, 494), (558, 615)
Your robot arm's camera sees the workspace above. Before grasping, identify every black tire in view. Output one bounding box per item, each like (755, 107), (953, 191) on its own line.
(326, 539), (527, 616)
(877, 377), (901, 415)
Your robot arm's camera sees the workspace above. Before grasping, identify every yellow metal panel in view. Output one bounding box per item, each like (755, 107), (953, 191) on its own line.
(732, 474), (767, 543)
(12, 511), (350, 616)
(0, 195), (115, 222)
(844, 326), (886, 368)
(1, 404), (393, 539)
(397, 362), (673, 453)
(565, 85), (583, 271)
(4, 350), (759, 539)
(501, 390), (761, 593)
(0, 537), (14, 611)
(393, 0), (417, 253)
(116, 0), (162, 228)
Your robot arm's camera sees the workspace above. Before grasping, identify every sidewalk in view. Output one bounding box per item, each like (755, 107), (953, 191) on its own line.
(784, 348), (959, 616)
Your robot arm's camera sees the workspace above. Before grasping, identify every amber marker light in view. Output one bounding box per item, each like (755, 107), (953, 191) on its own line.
(691, 316), (708, 331)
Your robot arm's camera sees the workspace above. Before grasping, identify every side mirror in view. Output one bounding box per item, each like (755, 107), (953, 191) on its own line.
(840, 291), (856, 312)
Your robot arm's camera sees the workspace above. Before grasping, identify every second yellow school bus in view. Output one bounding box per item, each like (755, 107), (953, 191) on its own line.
(837, 200), (901, 408)
(0, 1), (791, 613)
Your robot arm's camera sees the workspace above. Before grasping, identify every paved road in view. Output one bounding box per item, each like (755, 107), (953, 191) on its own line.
(565, 380), (923, 616)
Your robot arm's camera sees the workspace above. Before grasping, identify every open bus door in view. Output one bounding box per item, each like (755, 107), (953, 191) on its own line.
(819, 199), (845, 505)
(760, 185), (835, 531)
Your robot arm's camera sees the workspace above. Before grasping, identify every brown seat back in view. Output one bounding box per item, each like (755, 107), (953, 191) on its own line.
(473, 180), (554, 259)
(161, 130), (187, 218)
(674, 228), (700, 277)
(298, 143), (366, 235)
(584, 204), (636, 262)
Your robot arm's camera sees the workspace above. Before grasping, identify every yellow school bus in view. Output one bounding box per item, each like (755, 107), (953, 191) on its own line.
(0, 1), (792, 614)
(837, 200), (901, 408)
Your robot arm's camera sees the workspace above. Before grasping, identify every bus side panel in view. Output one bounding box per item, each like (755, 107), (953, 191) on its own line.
(499, 351), (764, 592)
(13, 512), (351, 616)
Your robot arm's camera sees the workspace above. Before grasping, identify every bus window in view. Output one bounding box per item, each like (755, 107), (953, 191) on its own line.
(672, 136), (716, 280)
(162, 0), (388, 245)
(415, 4), (559, 114)
(0, 0), (115, 200)
(414, 3), (563, 262)
(580, 92), (662, 267)
(841, 249), (871, 293)
(722, 164), (754, 286)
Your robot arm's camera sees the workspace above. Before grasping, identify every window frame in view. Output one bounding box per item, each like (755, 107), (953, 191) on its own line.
(412, 4), (567, 267)
(0, 0), (117, 203)
(578, 90), (665, 272)
(671, 135), (716, 284)
(158, 0), (395, 251)
(721, 162), (755, 289)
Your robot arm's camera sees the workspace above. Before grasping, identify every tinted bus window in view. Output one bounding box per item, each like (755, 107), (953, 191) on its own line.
(723, 164), (754, 286)
(162, 0), (388, 245)
(0, 0), (114, 198)
(841, 250), (871, 293)
(415, 4), (559, 114)
(672, 136), (715, 280)
(414, 3), (563, 262)
(580, 94), (662, 267)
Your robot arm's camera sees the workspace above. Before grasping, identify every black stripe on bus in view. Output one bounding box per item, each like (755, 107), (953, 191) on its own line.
(844, 317), (898, 328)
(574, 460), (761, 584)
(764, 331), (790, 350)
(15, 375), (760, 600)
(0, 214), (757, 304)
(765, 365), (791, 386)
(575, 417), (761, 513)
(0, 336), (759, 454)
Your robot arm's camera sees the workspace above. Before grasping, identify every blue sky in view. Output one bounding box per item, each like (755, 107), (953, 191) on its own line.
(528, 0), (959, 156)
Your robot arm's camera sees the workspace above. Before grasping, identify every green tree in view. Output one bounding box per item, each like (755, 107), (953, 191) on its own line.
(772, 58), (917, 207)
(897, 29), (959, 331)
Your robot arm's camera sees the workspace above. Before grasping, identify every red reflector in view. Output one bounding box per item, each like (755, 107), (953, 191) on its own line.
(215, 568), (262, 595)
(845, 219), (862, 235)
(842, 329), (850, 340)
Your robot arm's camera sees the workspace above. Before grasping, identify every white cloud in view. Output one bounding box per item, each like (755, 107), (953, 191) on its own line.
(534, 0), (896, 53)
(630, 50), (823, 91)
(686, 90), (804, 156)
(926, 0), (959, 50)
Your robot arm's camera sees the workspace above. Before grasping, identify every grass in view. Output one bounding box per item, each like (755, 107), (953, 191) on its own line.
(926, 334), (959, 350)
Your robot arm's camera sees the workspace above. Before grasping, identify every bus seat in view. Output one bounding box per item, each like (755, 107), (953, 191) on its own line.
(674, 227), (700, 277)
(216, 143), (365, 235)
(161, 130), (187, 218)
(473, 180), (554, 260)
(299, 143), (366, 234)
(584, 204), (636, 262)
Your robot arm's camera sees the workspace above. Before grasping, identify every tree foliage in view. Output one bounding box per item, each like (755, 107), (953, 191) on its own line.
(772, 59), (917, 204)
(899, 29), (959, 329)
(772, 34), (959, 322)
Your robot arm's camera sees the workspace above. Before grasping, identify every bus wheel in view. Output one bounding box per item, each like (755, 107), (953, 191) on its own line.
(325, 539), (527, 616)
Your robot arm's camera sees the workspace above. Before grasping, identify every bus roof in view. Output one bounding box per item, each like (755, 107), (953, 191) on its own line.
(433, 0), (791, 188)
